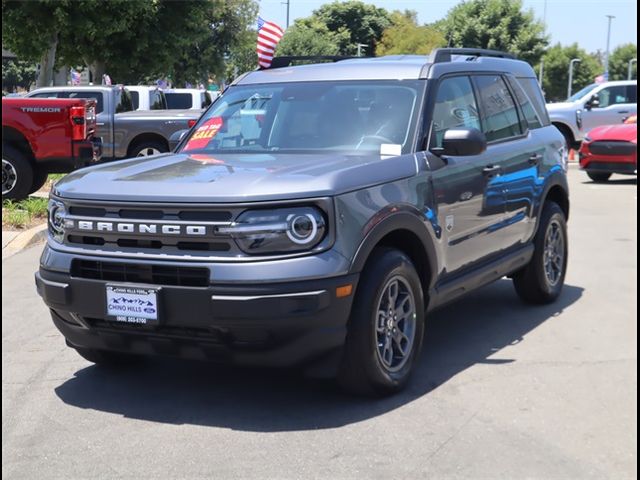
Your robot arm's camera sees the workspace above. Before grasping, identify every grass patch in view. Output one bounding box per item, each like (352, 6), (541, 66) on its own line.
(2, 197), (48, 230)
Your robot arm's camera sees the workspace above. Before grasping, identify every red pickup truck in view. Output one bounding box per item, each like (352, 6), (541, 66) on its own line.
(2, 97), (102, 200)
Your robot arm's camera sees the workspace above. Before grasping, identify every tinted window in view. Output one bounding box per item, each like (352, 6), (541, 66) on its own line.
(66, 91), (104, 113)
(517, 77), (550, 126)
(431, 76), (480, 149)
(473, 75), (522, 142)
(150, 90), (165, 110)
(29, 92), (60, 99)
(115, 89), (134, 113)
(166, 93), (192, 109)
(201, 92), (212, 109)
(626, 85), (637, 103)
(597, 85), (632, 107)
(130, 91), (140, 110)
(508, 78), (542, 129)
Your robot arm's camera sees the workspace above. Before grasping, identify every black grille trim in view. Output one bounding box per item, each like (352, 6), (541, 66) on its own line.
(71, 260), (210, 287)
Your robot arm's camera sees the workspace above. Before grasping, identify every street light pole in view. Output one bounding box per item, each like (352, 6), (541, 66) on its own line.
(538, 0), (548, 85)
(281, 0), (290, 28)
(604, 15), (615, 80)
(568, 58), (581, 99)
(356, 43), (367, 57)
(629, 58), (637, 80)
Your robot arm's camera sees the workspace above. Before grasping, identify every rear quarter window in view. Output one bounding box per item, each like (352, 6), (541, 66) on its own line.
(517, 77), (551, 126)
(130, 91), (140, 110)
(166, 93), (192, 109)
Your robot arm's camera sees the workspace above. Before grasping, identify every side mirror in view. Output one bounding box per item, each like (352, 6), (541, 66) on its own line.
(169, 129), (188, 151)
(433, 128), (487, 157)
(585, 94), (600, 110)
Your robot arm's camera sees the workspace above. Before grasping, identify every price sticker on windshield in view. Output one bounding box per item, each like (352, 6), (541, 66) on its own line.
(183, 117), (223, 151)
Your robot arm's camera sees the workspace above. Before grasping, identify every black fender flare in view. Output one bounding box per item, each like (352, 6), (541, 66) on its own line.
(534, 170), (570, 235)
(349, 207), (440, 292)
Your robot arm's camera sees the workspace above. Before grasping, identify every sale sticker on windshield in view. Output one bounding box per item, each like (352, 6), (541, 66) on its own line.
(183, 117), (223, 151)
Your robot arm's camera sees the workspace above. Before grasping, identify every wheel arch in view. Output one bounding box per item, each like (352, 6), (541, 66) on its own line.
(552, 122), (578, 148)
(350, 211), (439, 306)
(2, 126), (35, 162)
(126, 132), (169, 157)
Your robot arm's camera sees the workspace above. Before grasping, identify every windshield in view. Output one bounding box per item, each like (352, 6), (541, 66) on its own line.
(179, 80), (423, 155)
(568, 83), (599, 102)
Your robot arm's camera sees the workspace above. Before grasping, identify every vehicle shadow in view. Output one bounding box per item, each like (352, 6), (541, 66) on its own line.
(55, 280), (583, 432)
(581, 177), (637, 185)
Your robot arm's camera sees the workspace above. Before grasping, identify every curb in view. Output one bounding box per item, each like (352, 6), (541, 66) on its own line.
(2, 223), (47, 260)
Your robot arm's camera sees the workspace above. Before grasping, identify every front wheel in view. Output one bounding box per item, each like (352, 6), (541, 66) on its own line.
(587, 172), (611, 183)
(338, 248), (425, 396)
(513, 201), (568, 304)
(2, 145), (33, 201)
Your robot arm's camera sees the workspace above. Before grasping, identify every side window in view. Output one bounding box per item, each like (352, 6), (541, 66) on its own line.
(29, 92), (60, 99)
(517, 77), (551, 126)
(149, 90), (164, 110)
(115, 89), (134, 113)
(473, 75), (522, 142)
(431, 76), (480, 149)
(66, 91), (104, 114)
(201, 92), (212, 109)
(597, 86), (630, 108)
(130, 91), (140, 110)
(626, 85), (637, 103)
(508, 77), (542, 129)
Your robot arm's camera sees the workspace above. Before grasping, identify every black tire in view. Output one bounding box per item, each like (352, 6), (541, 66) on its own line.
(2, 144), (33, 201)
(129, 139), (168, 158)
(513, 201), (568, 304)
(587, 172), (611, 183)
(74, 346), (138, 366)
(28, 169), (49, 195)
(338, 248), (425, 396)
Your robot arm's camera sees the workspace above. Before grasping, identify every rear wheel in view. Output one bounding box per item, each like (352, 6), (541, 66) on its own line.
(28, 169), (49, 195)
(129, 140), (167, 158)
(2, 145), (33, 201)
(338, 248), (425, 396)
(513, 201), (568, 304)
(587, 172), (611, 183)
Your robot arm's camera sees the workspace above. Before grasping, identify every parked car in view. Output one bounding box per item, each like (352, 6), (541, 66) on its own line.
(579, 115), (637, 182)
(125, 86), (168, 111)
(2, 97), (101, 200)
(27, 85), (202, 160)
(164, 88), (212, 110)
(36, 49), (569, 396)
(547, 80), (637, 148)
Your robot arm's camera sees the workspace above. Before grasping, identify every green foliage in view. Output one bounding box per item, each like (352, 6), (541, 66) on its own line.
(537, 43), (602, 102)
(2, 59), (37, 91)
(310, 1), (391, 56)
(438, 0), (548, 65)
(376, 10), (446, 56)
(2, 197), (48, 229)
(276, 18), (342, 57)
(2, 0), (259, 85)
(608, 44), (637, 81)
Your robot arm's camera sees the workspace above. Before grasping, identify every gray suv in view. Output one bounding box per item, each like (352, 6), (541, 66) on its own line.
(36, 49), (569, 395)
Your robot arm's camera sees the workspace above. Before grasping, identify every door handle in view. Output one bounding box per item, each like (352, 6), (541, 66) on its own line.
(528, 153), (542, 165)
(482, 165), (501, 176)
(618, 110), (629, 114)
(96, 122), (105, 126)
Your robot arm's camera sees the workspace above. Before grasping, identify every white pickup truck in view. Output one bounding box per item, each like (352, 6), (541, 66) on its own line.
(547, 80), (637, 148)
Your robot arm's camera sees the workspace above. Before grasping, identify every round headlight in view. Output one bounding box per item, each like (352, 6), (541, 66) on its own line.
(48, 199), (66, 243)
(287, 213), (318, 245)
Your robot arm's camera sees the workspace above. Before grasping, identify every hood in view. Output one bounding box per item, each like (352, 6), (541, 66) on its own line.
(53, 152), (419, 203)
(545, 101), (579, 112)
(115, 109), (202, 120)
(586, 124), (637, 143)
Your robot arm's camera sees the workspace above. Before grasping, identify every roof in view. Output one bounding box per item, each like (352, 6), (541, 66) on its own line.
(234, 53), (537, 85)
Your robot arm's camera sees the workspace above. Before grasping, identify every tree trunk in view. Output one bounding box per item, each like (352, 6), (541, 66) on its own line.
(36, 32), (58, 88)
(89, 61), (106, 85)
(53, 65), (68, 86)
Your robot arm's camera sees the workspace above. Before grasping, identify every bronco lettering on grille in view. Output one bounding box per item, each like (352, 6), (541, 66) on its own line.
(77, 221), (208, 236)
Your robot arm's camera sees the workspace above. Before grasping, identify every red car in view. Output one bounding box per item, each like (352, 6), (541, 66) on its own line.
(579, 117), (637, 182)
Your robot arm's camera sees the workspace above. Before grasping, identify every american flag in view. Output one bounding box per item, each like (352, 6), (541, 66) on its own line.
(70, 68), (81, 85)
(257, 16), (285, 69)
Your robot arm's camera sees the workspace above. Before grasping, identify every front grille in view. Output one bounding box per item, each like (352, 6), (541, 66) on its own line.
(71, 260), (209, 287)
(589, 141), (637, 156)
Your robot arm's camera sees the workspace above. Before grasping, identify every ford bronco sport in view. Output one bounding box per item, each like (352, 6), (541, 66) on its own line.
(36, 49), (569, 395)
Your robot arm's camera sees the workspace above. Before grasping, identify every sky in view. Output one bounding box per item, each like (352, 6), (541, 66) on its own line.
(257, 0), (638, 53)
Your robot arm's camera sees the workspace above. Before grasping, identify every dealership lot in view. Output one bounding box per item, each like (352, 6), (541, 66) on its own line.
(2, 166), (636, 479)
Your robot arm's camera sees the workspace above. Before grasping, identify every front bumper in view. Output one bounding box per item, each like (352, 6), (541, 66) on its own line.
(36, 249), (358, 368)
(579, 142), (637, 174)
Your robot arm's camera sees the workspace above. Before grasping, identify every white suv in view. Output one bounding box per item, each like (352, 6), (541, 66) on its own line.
(164, 88), (212, 110)
(547, 80), (637, 147)
(125, 86), (168, 111)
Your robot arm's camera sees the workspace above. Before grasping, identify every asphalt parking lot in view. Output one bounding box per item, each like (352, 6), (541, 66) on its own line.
(2, 166), (637, 479)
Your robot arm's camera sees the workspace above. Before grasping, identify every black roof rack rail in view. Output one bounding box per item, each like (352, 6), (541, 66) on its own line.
(267, 56), (358, 69)
(431, 48), (516, 63)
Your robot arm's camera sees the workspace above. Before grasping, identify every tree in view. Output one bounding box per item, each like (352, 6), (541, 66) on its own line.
(438, 0), (548, 65)
(537, 43), (601, 102)
(2, 0), (259, 86)
(376, 10), (445, 56)
(608, 43), (637, 81)
(311, 1), (391, 56)
(2, 59), (37, 92)
(276, 18), (342, 57)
